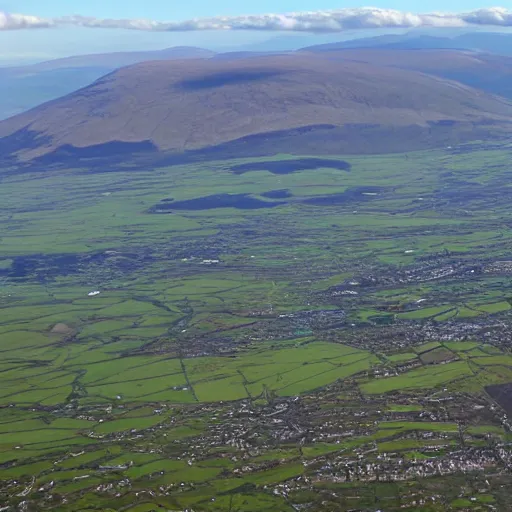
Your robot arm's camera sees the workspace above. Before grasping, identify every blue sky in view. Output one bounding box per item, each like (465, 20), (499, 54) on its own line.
(0, 1), (508, 64)
(5, 0), (499, 19)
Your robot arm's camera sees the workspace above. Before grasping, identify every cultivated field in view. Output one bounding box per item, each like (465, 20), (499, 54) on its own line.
(2, 143), (512, 509)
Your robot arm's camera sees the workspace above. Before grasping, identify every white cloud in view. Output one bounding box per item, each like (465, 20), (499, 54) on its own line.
(0, 12), (52, 30)
(2, 7), (512, 33)
(461, 7), (512, 26)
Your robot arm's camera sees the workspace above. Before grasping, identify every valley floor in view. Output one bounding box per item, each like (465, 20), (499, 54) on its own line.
(2, 143), (512, 510)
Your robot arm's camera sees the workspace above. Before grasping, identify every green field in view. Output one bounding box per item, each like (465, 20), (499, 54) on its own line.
(2, 145), (512, 510)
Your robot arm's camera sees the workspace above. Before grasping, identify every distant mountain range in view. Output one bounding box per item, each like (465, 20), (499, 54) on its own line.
(3, 32), (512, 165)
(4, 32), (512, 122)
(2, 51), (512, 164)
(12, 47), (216, 72)
(301, 32), (512, 56)
(299, 49), (512, 101)
(0, 47), (216, 120)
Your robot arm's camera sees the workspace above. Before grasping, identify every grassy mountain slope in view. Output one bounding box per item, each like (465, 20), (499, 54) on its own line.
(1, 53), (512, 162)
(304, 49), (512, 100)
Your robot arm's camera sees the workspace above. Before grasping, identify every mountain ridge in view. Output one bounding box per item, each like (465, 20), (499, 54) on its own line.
(6, 46), (216, 73)
(303, 49), (512, 100)
(301, 32), (512, 56)
(0, 46), (216, 121)
(2, 52), (512, 163)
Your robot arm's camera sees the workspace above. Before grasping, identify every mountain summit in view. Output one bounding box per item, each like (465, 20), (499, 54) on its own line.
(2, 52), (512, 161)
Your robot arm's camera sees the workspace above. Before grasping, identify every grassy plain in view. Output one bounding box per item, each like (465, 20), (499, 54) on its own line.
(2, 144), (512, 509)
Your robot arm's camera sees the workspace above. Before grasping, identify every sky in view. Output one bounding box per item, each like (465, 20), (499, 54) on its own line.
(2, 0), (499, 19)
(0, 1), (511, 64)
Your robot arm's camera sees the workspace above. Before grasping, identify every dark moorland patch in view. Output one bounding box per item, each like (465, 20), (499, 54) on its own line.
(19, 122), (462, 173)
(0, 128), (52, 166)
(485, 383), (512, 415)
(260, 189), (293, 199)
(434, 181), (512, 206)
(4, 123), (505, 176)
(230, 158), (351, 175)
(35, 140), (158, 164)
(303, 186), (387, 206)
(1, 251), (143, 280)
(148, 193), (286, 212)
(4, 254), (80, 279)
